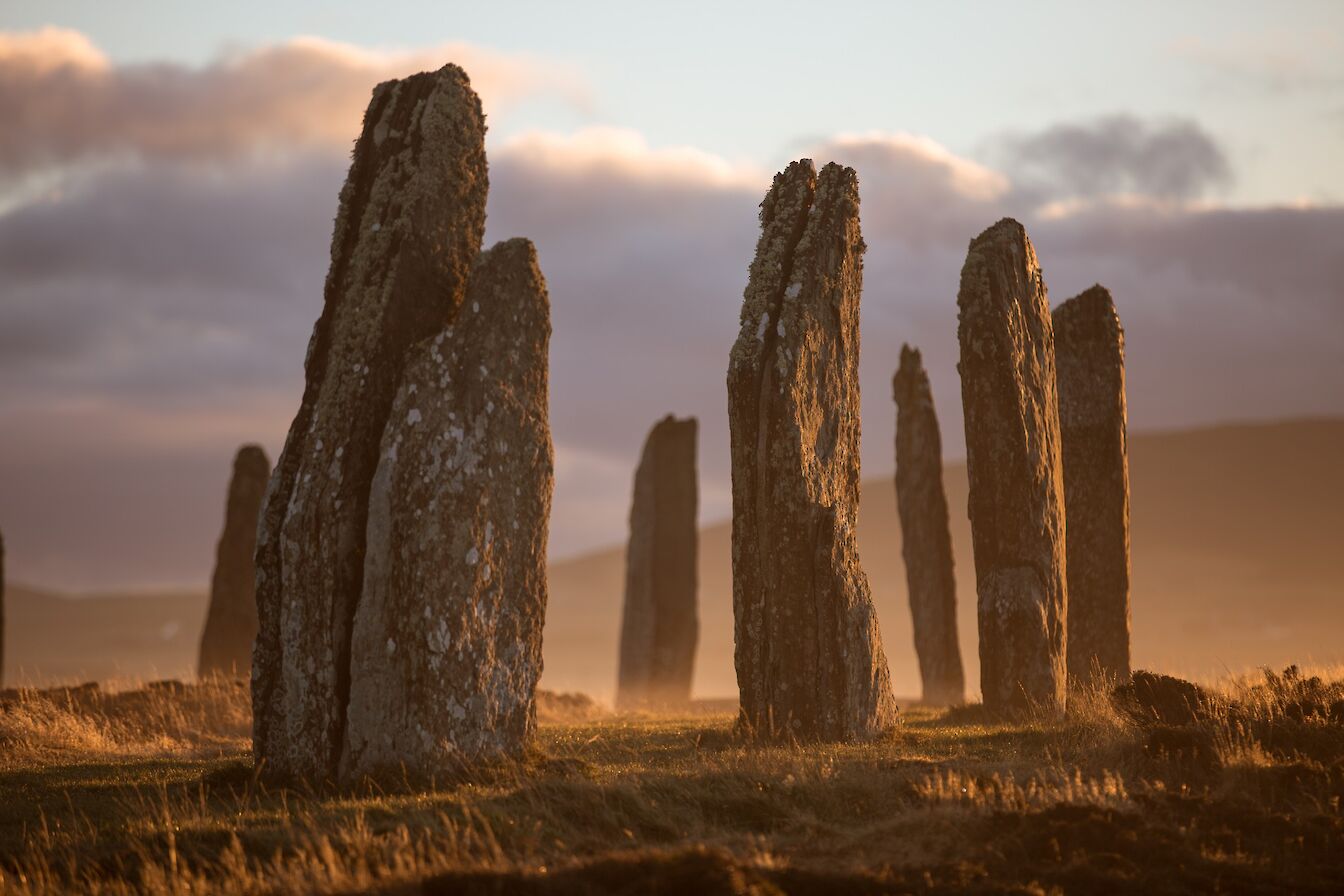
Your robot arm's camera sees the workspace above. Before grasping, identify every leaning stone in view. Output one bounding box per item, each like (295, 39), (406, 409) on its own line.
(616, 415), (699, 709)
(198, 444), (270, 678)
(340, 238), (553, 783)
(1054, 286), (1131, 688)
(252, 64), (488, 781)
(893, 346), (964, 706)
(955, 218), (1068, 715)
(727, 159), (898, 740)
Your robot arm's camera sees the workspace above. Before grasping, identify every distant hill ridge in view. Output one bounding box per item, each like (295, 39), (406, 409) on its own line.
(7, 419), (1343, 701)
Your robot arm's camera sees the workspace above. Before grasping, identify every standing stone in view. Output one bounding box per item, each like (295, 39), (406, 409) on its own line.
(198, 445), (270, 678)
(893, 346), (965, 706)
(253, 65), (488, 781)
(1054, 286), (1131, 687)
(616, 415), (699, 709)
(727, 159), (898, 740)
(956, 218), (1068, 715)
(340, 239), (553, 782)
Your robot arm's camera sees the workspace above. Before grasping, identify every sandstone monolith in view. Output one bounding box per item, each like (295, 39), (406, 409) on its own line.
(340, 239), (552, 782)
(956, 218), (1068, 715)
(253, 65), (488, 781)
(893, 346), (965, 706)
(616, 415), (699, 709)
(198, 445), (270, 678)
(1054, 286), (1130, 687)
(727, 159), (898, 740)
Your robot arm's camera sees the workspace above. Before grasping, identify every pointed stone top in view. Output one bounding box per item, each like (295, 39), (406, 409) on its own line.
(234, 444), (270, 477)
(957, 217), (1045, 320)
(1054, 284), (1122, 343)
(653, 414), (697, 432)
(893, 344), (931, 409)
(479, 236), (538, 268)
(468, 238), (550, 326)
(757, 159), (815, 231)
(969, 217), (1026, 249)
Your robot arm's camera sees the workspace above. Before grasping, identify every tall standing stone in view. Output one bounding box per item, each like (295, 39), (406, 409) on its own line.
(893, 346), (965, 706)
(616, 415), (699, 709)
(1054, 286), (1130, 687)
(341, 239), (553, 782)
(956, 218), (1068, 715)
(727, 159), (897, 740)
(198, 445), (270, 678)
(252, 65), (488, 781)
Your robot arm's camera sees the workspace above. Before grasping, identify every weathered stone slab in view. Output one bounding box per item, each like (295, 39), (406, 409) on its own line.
(893, 345), (964, 706)
(198, 444), (270, 678)
(252, 64), (487, 780)
(616, 415), (699, 709)
(340, 238), (553, 782)
(1054, 285), (1131, 687)
(727, 159), (898, 740)
(956, 218), (1068, 715)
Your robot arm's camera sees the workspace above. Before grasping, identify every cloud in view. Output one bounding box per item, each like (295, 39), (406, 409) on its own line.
(1169, 33), (1344, 94)
(0, 46), (1340, 589)
(991, 114), (1233, 202)
(0, 27), (590, 187)
(806, 132), (1010, 247)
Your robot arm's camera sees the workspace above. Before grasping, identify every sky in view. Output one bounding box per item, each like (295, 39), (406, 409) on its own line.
(0, 1), (1342, 590)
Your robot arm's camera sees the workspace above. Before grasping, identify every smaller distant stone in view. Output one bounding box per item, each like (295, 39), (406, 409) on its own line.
(616, 415), (699, 709)
(340, 238), (553, 783)
(1054, 286), (1131, 688)
(197, 445), (270, 679)
(893, 345), (964, 706)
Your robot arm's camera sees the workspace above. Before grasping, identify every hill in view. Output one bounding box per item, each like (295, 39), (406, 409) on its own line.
(547, 418), (1344, 700)
(5, 419), (1342, 700)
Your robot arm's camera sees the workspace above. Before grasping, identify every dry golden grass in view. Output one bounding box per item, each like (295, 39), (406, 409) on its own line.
(0, 668), (1341, 894)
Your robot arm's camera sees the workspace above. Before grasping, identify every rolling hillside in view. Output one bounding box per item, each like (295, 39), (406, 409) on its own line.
(6, 419), (1342, 702)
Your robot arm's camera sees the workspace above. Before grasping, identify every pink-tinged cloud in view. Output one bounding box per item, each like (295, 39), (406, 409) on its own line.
(0, 27), (590, 182)
(0, 37), (1341, 591)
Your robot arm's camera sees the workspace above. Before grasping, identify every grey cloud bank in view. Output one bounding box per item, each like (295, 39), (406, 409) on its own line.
(0, 34), (1341, 590)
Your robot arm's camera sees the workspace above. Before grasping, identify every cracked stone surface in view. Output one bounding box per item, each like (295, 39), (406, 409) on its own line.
(956, 218), (1068, 715)
(616, 415), (699, 709)
(727, 159), (898, 741)
(1054, 285), (1131, 687)
(198, 445), (270, 679)
(893, 345), (965, 706)
(340, 238), (553, 783)
(252, 65), (488, 781)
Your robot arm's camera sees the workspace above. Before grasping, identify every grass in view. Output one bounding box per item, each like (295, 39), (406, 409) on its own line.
(0, 669), (1341, 894)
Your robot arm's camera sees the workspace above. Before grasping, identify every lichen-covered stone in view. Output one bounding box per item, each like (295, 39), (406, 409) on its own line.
(956, 218), (1068, 715)
(1054, 285), (1130, 687)
(893, 346), (964, 706)
(616, 415), (699, 709)
(252, 65), (487, 781)
(340, 238), (553, 782)
(198, 445), (270, 678)
(727, 159), (898, 740)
